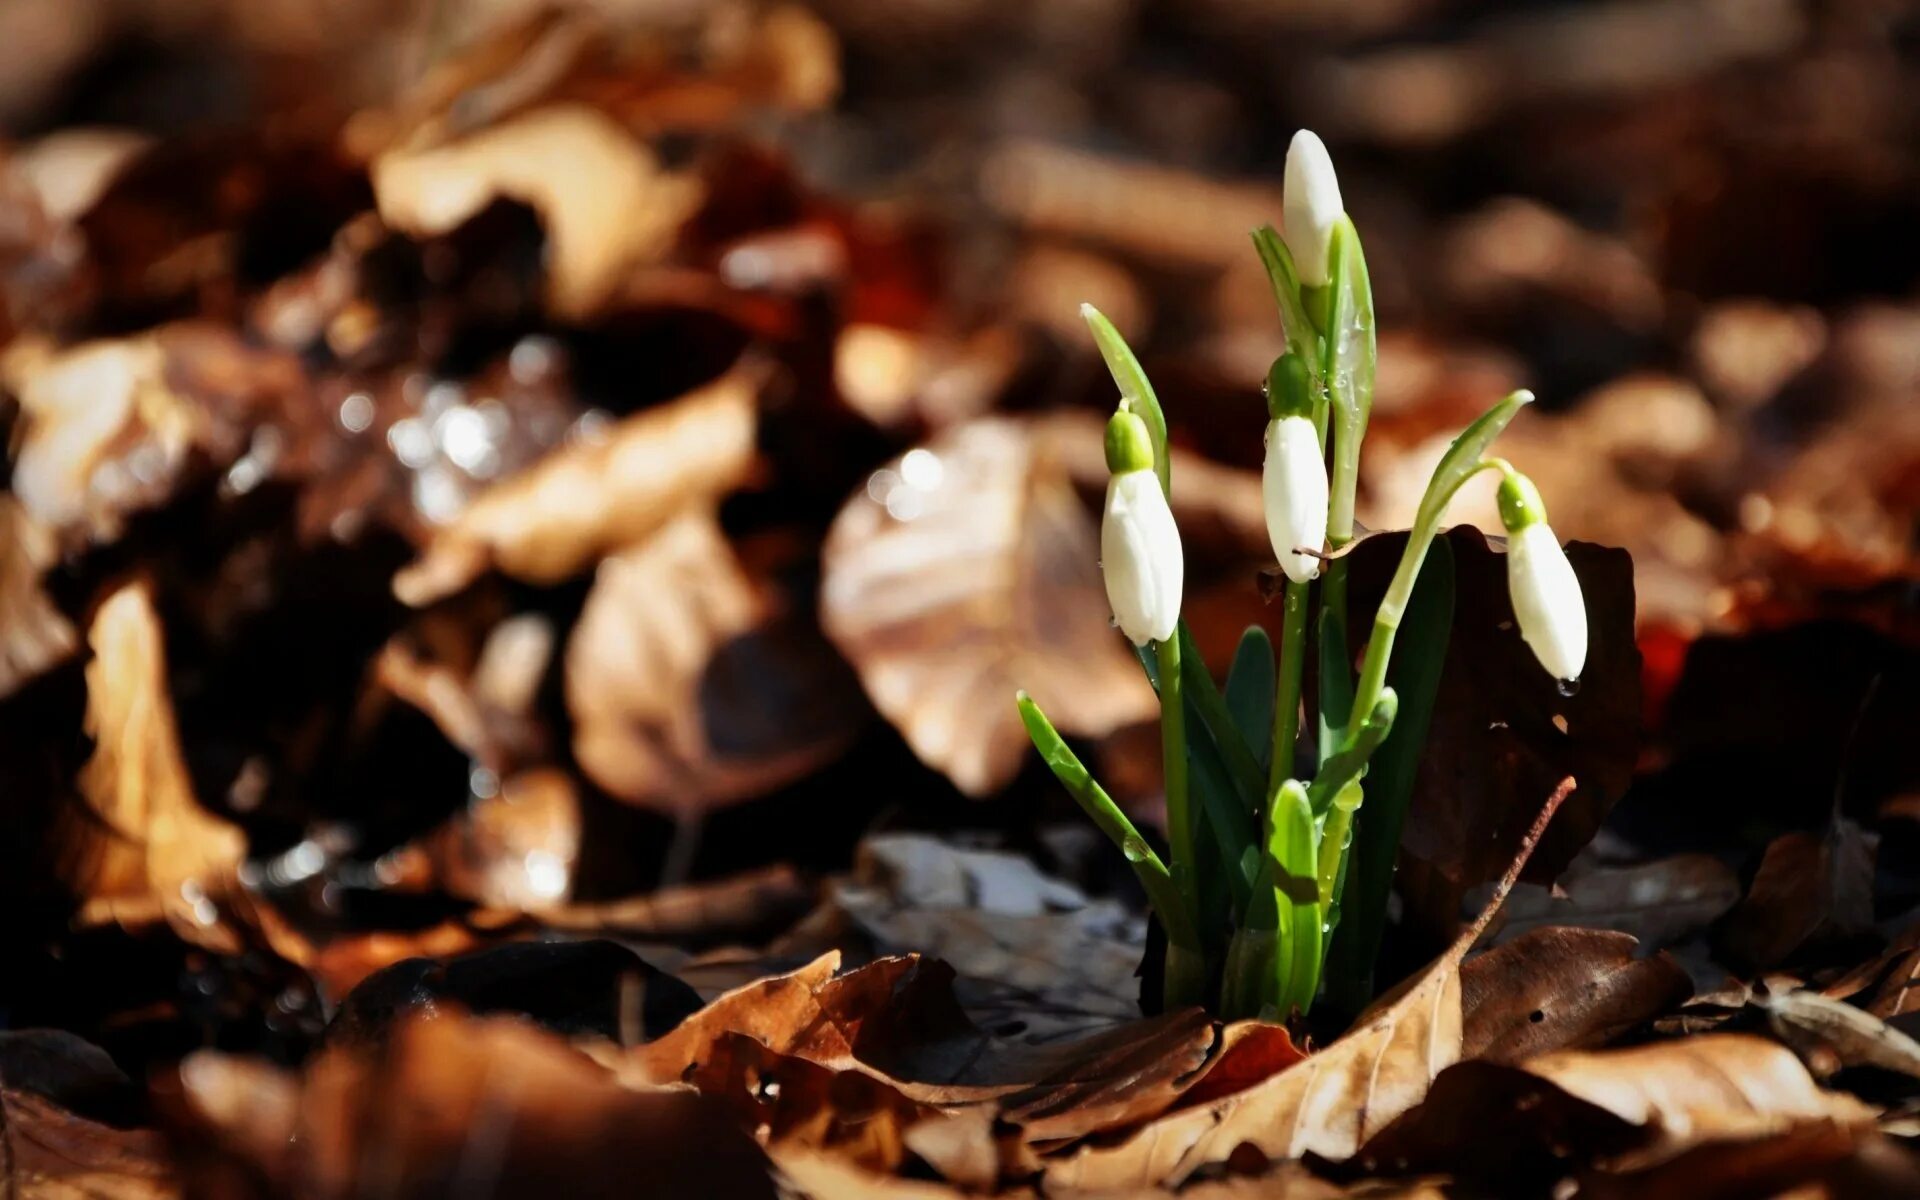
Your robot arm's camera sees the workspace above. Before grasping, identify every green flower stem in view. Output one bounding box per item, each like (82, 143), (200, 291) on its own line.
(1339, 393), (1533, 750)
(1269, 577), (1311, 793)
(1015, 692), (1198, 958)
(1155, 635), (1196, 897)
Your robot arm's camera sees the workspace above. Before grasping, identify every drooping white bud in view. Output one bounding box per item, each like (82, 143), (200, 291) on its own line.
(1101, 410), (1182, 646)
(1499, 473), (1587, 684)
(1283, 130), (1343, 288)
(1263, 415), (1328, 583)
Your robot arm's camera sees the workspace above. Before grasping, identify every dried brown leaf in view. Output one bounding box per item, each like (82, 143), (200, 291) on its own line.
(171, 1011), (775, 1198)
(1461, 927), (1692, 1062)
(565, 508), (862, 812)
(372, 104), (702, 318)
(820, 416), (1155, 795)
(1476, 854), (1742, 950)
(1824, 919), (1920, 1020)
(1, 1087), (175, 1200)
(0, 495), (77, 697)
(393, 367), (757, 604)
(1717, 821), (1876, 972)
(1761, 989), (1920, 1081)
(70, 579), (249, 953)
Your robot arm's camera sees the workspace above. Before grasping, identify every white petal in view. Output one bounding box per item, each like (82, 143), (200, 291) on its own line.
(1507, 523), (1587, 682)
(1283, 130), (1343, 288)
(1102, 470), (1183, 645)
(1263, 415), (1328, 584)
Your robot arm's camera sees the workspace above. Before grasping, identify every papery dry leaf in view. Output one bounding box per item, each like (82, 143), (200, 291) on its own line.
(9, 128), (151, 225)
(171, 1011), (775, 1198)
(820, 416), (1156, 795)
(0, 495), (77, 697)
(1475, 854), (1742, 950)
(1461, 927), (1691, 1063)
(566, 508), (862, 813)
(1043, 779), (1575, 1189)
(372, 104), (702, 318)
(1760, 989), (1920, 1082)
(2, 325), (304, 542)
(1358, 1034), (1875, 1187)
(1717, 821), (1876, 971)
(625, 952), (849, 1084)
(1, 1086), (176, 1199)
(70, 579), (249, 953)
(393, 368), (757, 605)
(828, 835), (1144, 1039)
(539, 865), (815, 946)
(1824, 919), (1920, 1020)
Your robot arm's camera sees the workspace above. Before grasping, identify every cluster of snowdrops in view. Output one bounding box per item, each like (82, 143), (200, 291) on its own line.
(1017, 132), (1588, 1021)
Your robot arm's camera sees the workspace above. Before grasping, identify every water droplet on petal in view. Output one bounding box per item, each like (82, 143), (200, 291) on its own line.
(1556, 677), (1581, 697)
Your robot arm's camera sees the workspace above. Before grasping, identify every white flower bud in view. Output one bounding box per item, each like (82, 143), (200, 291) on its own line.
(1262, 414), (1328, 584)
(1283, 130), (1343, 288)
(1505, 520), (1588, 684)
(1102, 466), (1183, 647)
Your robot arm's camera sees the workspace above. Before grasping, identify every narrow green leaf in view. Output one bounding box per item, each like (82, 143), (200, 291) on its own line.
(1224, 626), (1277, 778)
(1016, 691), (1194, 947)
(1179, 626), (1266, 817)
(1315, 606), (1354, 771)
(1308, 688), (1397, 816)
(1324, 216), (1376, 433)
(1323, 534), (1456, 1021)
(1414, 390), (1534, 535)
(1250, 226), (1316, 367)
(1082, 305), (1170, 496)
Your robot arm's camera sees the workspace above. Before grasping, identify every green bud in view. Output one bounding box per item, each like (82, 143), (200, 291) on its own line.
(1105, 408), (1155, 475)
(1265, 353), (1313, 421)
(1496, 471), (1548, 533)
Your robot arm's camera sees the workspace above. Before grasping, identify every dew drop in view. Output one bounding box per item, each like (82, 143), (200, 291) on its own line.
(1556, 677), (1581, 698)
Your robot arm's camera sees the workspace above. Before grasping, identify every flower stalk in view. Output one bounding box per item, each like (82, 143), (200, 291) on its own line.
(1018, 129), (1586, 1024)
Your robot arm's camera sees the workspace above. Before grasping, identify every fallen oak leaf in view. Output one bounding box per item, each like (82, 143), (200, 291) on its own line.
(392, 366), (758, 605)
(1461, 927), (1692, 1063)
(1042, 777), (1577, 1190)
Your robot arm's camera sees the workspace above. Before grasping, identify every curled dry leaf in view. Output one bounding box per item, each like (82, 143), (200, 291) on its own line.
(820, 416), (1156, 796)
(69, 578), (249, 953)
(1824, 918), (1920, 1020)
(170, 1011), (775, 1199)
(1042, 779), (1575, 1190)
(1461, 927), (1692, 1063)
(0, 495), (77, 697)
(1, 1087), (175, 1200)
(1759, 989), (1920, 1082)
(372, 104), (703, 318)
(393, 368), (758, 605)
(566, 508), (863, 813)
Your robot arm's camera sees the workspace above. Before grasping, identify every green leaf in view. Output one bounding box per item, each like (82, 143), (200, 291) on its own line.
(1224, 626), (1276, 777)
(1323, 534), (1456, 1020)
(1324, 216), (1376, 433)
(1414, 390), (1534, 536)
(1250, 226), (1316, 368)
(1180, 626), (1266, 818)
(1082, 305), (1170, 496)
(1315, 605), (1354, 771)
(1016, 691), (1194, 947)
(1308, 689), (1397, 816)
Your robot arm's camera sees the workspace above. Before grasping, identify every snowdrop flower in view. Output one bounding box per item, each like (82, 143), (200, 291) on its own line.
(1283, 130), (1343, 288)
(1101, 408), (1182, 646)
(1261, 354), (1328, 584)
(1498, 471), (1587, 684)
